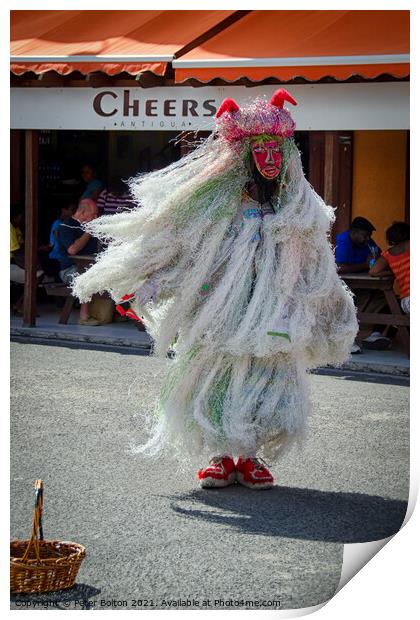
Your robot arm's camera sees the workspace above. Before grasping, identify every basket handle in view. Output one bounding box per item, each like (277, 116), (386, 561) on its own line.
(21, 480), (44, 564)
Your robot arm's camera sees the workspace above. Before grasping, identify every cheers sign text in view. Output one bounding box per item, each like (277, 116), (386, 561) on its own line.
(93, 90), (217, 119)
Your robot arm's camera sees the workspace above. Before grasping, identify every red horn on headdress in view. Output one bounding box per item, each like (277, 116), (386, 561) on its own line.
(270, 88), (297, 109)
(216, 98), (240, 118)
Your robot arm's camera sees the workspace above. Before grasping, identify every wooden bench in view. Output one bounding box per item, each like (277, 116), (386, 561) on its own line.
(44, 255), (96, 324)
(341, 273), (410, 356)
(44, 282), (76, 324)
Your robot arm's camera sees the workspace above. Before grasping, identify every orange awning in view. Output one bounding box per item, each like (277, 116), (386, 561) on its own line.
(173, 10), (410, 83)
(10, 10), (235, 76)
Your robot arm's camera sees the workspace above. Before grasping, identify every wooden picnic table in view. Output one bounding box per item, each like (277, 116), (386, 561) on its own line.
(72, 254), (96, 272)
(341, 272), (409, 355)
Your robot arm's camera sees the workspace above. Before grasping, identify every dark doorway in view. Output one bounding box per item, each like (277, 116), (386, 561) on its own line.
(34, 130), (182, 244)
(294, 131), (309, 177)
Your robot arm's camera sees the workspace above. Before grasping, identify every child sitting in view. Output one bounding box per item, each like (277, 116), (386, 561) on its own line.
(369, 221), (410, 313)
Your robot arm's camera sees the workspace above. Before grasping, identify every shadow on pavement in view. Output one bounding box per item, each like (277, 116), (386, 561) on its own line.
(10, 584), (101, 609)
(165, 486), (407, 544)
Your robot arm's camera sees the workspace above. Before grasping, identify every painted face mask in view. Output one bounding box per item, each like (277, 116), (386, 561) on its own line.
(251, 139), (283, 180)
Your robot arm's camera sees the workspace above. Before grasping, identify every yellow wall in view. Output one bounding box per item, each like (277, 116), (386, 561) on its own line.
(352, 131), (407, 249)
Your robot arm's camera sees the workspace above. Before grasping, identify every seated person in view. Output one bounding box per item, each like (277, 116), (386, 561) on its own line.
(35, 202), (79, 281)
(336, 217), (390, 352)
(48, 201), (77, 265)
(369, 221), (410, 314)
(57, 198), (100, 326)
(10, 205), (43, 314)
(80, 164), (104, 201)
(96, 177), (134, 216)
(336, 216), (380, 273)
(10, 205), (25, 284)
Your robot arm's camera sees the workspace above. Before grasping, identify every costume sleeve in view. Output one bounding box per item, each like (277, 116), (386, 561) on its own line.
(302, 239), (359, 368)
(279, 230), (358, 368)
(267, 181), (358, 368)
(71, 209), (184, 304)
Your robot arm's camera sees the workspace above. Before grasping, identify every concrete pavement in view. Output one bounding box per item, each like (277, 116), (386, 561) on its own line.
(10, 343), (409, 610)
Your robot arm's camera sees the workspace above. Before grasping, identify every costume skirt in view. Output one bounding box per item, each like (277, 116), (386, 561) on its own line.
(142, 345), (310, 460)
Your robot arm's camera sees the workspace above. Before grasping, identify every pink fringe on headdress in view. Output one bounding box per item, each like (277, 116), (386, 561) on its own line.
(216, 88), (297, 144)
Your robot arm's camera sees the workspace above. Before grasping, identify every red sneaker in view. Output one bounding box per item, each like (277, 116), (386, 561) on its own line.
(116, 294), (143, 323)
(236, 457), (274, 490)
(197, 455), (236, 488)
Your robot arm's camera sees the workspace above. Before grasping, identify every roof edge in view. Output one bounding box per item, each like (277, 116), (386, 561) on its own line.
(173, 54), (410, 68)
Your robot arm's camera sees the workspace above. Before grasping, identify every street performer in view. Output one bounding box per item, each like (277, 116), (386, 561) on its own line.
(72, 89), (358, 490)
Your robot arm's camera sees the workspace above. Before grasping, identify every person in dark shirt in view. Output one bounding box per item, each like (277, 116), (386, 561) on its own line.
(335, 217), (390, 352)
(57, 198), (100, 326)
(336, 217), (380, 273)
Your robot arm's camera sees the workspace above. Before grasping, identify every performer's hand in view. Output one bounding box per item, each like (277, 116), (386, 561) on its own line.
(135, 279), (159, 306)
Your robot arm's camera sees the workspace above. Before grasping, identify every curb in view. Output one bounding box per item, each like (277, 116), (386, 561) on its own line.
(10, 327), (151, 352)
(336, 360), (409, 378)
(11, 328), (409, 378)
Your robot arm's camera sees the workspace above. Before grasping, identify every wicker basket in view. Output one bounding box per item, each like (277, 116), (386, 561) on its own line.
(11, 480), (86, 594)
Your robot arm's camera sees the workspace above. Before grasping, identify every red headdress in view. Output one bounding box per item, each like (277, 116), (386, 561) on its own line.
(215, 88), (297, 145)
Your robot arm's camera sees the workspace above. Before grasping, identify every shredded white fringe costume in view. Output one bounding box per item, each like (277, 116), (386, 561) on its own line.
(72, 90), (358, 461)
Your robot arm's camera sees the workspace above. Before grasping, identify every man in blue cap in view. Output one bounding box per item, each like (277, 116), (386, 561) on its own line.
(336, 217), (391, 352)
